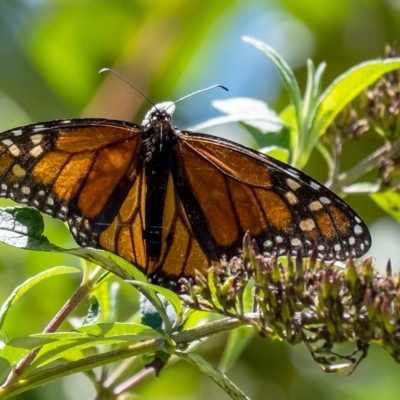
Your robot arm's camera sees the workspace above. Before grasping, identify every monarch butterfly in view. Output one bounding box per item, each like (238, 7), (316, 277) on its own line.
(0, 101), (371, 288)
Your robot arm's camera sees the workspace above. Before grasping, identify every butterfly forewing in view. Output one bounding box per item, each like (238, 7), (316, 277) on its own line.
(0, 119), (142, 240)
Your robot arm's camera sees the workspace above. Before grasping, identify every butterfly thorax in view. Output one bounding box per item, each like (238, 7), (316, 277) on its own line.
(142, 109), (176, 163)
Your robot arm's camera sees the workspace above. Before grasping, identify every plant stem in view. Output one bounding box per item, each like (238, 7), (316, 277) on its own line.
(5, 283), (90, 385)
(113, 367), (155, 396)
(334, 138), (400, 192)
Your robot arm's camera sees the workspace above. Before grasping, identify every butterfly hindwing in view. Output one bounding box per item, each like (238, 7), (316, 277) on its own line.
(96, 168), (209, 284)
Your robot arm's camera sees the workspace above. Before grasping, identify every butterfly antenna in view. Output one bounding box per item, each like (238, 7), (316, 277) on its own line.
(170, 84), (229, 109)
(99, 68), (157, 110)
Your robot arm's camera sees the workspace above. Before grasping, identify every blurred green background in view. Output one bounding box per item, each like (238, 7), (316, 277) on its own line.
(1, 0), (400, 399)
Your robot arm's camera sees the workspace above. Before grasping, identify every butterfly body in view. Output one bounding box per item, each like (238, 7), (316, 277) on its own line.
(143, 111), (175, 259)
(0, 107), (371, 288)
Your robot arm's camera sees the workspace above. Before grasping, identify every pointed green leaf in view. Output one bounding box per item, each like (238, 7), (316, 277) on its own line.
(211, 97), (283, 133)
(0, 266), (80, 330)
(191, 104), (283, 135)
(69, 247), (148, 282)
(259, 146), (289, 163)
(93, 279), (120, 323)
(82, 296), (101, 326)
(178, 352), (251, 400)
(75, 321), (162, 339)
(130, 281), (185, 332)
(28, 323), (162, 372)
(370, 190), (400, 222)
(219, 326), (253, 373)
(0, 207), (56, 250)
(0, 336), (60, 381)
(294, 61), (326, 168)
(0, 206), (150, 284)
(308, 58), (400, 167)
(129, 280), (183, 319)
(6, 323), (162, 377)
(243, 36), (302, 124)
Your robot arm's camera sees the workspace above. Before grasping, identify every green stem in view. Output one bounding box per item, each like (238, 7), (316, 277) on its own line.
(335, 138), (400, 192)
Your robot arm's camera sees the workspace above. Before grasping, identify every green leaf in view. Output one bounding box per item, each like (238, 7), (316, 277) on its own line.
(0, 206), (149, 284)
(129, 280), (183, 321)
(259, 146), (289, 163)
(0, 208), (170, 331)
(210, 97), (283, 133)
(75, 322), (162, 339)
(308, 58), (400, 168)
(82, 296), (101, 326)
(207, 269), (222, 308)
(0, 336), (60, 381)
(293, 61), (326, 168)
(69, 248), (147, 283)
(28, 323), (162, 372)
(0, 323), (162, 379)
(140, 294), (166, 330)
(279, 104), (298, 158)
(93, 279), (120, 323)
(66, 251), (168, 330)
(129, 281), (184, 333)
(242, 36), (302, 127)
(177, 352), (251, 400)
(0, 266), (80, 330)
(0, 207), (173, 330)
(301, 60), (326, 125)
(0, 207), (56, 250)
(219, 326), (253, 373)
(370, 190), (400, 222)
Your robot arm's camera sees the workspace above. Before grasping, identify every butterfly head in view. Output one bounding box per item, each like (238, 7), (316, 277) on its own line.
(142, 102), (175, 127)
(141, 102), (178, 159)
